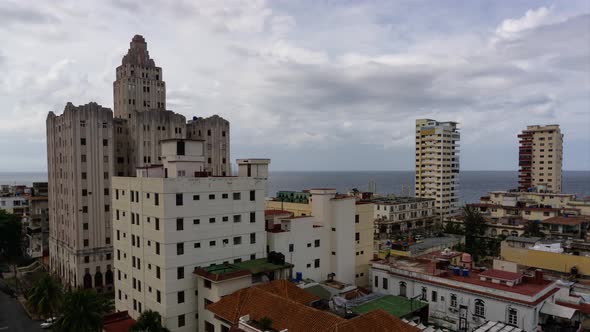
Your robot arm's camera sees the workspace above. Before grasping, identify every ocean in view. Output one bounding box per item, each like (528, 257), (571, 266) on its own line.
(1, 171), (589, 204)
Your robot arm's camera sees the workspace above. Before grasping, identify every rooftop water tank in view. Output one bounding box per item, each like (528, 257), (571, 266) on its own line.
(453, 267), (460, 276)
(462, 269), (469, 277)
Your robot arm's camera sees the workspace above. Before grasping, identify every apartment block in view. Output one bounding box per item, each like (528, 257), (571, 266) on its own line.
(47, 102), (115, 289)
(415, 119), (460, 220)
(112, 138), (268, 332)
(518, 125), (563, 193)
(187, 115), (230, 176)
(373, 197), (436, 239)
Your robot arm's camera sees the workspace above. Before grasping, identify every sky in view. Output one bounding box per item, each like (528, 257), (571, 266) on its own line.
(0, 0), (589, 172)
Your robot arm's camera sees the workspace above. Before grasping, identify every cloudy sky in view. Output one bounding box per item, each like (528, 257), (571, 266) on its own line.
(1, 0), (589, 171)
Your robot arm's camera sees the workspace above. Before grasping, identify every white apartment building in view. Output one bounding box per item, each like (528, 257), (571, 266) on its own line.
(415, 119), (460, 220)
(518, 125), (563, 193)
(112, 138), (269, 332)
(371, 256), (571, 332)
(0, 196), (28, 216)
(266, 189), (357, 285)
(373, 197), (436, 237)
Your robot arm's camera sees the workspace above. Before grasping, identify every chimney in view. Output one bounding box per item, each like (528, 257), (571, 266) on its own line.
(534, 269), (544, 283)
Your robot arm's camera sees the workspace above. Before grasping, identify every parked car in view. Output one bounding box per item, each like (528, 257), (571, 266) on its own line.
(40, 317), (57, 329)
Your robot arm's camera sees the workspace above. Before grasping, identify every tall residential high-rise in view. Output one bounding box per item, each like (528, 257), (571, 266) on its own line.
(518, 124), (563, 193)
(187, 115), (230, 176)
(112, 139), (268, 332)
(47, 102), (115, 289)
(414, 119), (460, 220)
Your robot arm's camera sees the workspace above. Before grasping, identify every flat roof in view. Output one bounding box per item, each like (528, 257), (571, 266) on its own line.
(372, 197), (435, 204)
(506, 236), (540, 244)
(352, 295), (428, 318)
(194, 258), (293, 281)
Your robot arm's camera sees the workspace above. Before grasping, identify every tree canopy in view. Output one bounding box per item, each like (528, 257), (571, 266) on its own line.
(130, 310), (171, 332)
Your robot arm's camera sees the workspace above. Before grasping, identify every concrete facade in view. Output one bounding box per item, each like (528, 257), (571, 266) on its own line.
(47, 102), (115, 289)
(112, 139), (268, 332)
(415, 119), (460, 220)
(373, 197), (436, 239)
(518, 125), (563, 193)
(187, 115), (230, 176)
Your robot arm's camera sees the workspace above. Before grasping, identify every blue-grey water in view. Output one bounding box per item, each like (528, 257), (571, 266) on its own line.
(1, 171), (589, 204)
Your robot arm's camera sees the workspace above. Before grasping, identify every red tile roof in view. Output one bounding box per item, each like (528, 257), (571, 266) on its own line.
(479, 269), (523, 281)
(102, 311), (135, 332)
(541, 215), (590, 226)
(207, 280), (418, 332)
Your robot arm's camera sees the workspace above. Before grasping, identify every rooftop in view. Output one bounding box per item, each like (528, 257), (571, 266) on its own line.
(541, 215), (590, 226)
(505, 236), (541, 244)
(102, 311), (136, 332)
(264, 209), (294, 217)
(352, 295), (428, 318)
(194, 258), (293, 281)
(372, 197), (435, 205)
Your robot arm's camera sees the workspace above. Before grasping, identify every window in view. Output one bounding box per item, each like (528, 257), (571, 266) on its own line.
(193, 218), (200, 225)
(431, 290), (437, 302)
(374, 276), (379, 288)
(508, 308), (518, 326)
(204, 279), (212, 289)
(233, 192), (241, 200)
(156, 266), (161, 279)
(177, 291), (185, 304)
(81, 172), (87, 179)
(314, 259), (320, 268)
(84, 239), (89, 247)
(84, 256), (89, 263)
(81, 154), (87, 162)
(314, 239), (320, 247)
(157, 290), (161, 303)
(176, 218), (183, 231)
(355, 232), (360, 241)
(156, 242), (160, 255)
(250, 233), (256, 244)
(209, 240), (216, 247)
(176, 193), (183, 206)
(103, 139), (108, 147)
(383, 278), (388, 290)
(399, 282), (407, 297)
(355, 214), (359, 223)
(222, 193), (228, 199)
(421, 287), (427, 301)
(81, 138), (86, 145)
(209, 217), (215, 224)
(194, 242), (200, 248)
(233, 215), (241, 223)
(250, 254), (256, 260)
(155, 218), (160, 230)
(450, 294), (457, 307)
(209, 194), (215, 200)
(474, 299), (485, 318)
(82, 189), (87, 196)
(250, 190), (255, 201)
(250, 212), (256, 223)
(177, 243), (184, 255)
(193, 194), (200, 200)
(233, 237), (242, 245)
(222, 216), (228, 222)
(154, 193), (159, 206)
(289, 244), (294, 252)
(178, 314), (185, 327)
(205, 321), (214, 332)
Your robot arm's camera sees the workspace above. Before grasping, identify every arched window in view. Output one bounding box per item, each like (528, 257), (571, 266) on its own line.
(105, 269), (114, 285)
(474, 299), (485, 317)
(507, 307), (518, 326)
(421, 287), (427, 301)
(510, 231), (518, 237)
(83, 273), (92, 289)
(95, 271), (103, 288)
(399, 282), (407, 297)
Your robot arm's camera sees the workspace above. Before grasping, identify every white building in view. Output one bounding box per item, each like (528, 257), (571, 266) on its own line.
(415, 119), (460, 220)
(266, 189), (356, 285)
(373, 197), (436, 237)
(112, 138), (269, 332)
(370, 255), (574, 332)
(0, 196), (29, 216)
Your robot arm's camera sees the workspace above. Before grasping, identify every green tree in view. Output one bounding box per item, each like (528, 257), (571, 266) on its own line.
(523, 220), (545, 238)
(443, 221), (464, 235)
(53, 289), (111, 332)
(27, 273), (63, 319)
(130, 310), (171, 332)
(462, 205), (487, 262)
(0, 210), (24, 288)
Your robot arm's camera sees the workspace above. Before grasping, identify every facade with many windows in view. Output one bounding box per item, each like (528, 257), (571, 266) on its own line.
(112, 139), (268, 332)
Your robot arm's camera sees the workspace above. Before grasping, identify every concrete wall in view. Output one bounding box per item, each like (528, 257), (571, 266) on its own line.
(501, 241), (590, 276)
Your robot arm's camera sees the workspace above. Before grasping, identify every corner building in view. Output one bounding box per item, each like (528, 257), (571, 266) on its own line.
(113, 139), (269, 331)
(47, 102), (115, 289)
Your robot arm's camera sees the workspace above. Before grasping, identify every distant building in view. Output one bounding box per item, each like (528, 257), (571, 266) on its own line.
(24, 194), (49, 259)
(518, 125), (563, 193)
(0, 196), (28, 216)
(415, 119), (460, 220)
(112, 138), (269, 332)
(372, 197), (436, 239)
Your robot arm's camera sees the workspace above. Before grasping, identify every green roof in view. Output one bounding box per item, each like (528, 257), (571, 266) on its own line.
(303, 285), (332, 300)
(202, 258), (292, 275)
(352, 295), (428, 318)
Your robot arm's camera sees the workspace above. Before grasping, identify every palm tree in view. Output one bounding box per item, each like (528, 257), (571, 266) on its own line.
(53, 289), (111, 332)
(27, 273), (63, 319)
(130, 310), (171, 332)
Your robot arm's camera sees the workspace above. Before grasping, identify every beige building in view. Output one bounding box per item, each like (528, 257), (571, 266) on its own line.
(113, 139), (269, 332)
(187, 115), (230, 176)
(266, 193), (372, 286)
(518, 124), (563, 193)
(373, 197), (436, 239)
(415, 119), (460, 220)
(47, 102), (115, 289)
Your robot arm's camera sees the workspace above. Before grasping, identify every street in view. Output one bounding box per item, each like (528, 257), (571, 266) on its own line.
(0, 289), (43, 332)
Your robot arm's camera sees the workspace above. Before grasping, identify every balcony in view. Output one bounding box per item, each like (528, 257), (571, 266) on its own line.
(518, 161), (531, 166)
